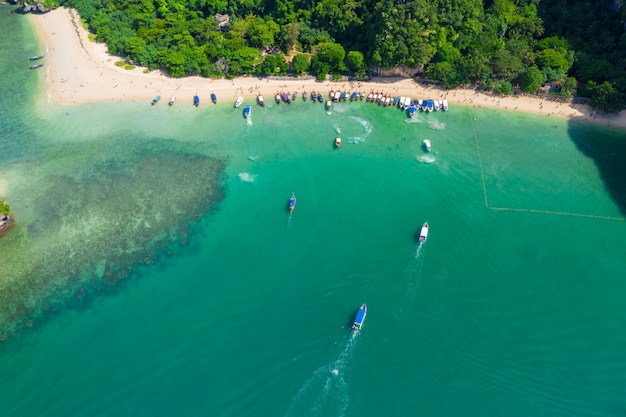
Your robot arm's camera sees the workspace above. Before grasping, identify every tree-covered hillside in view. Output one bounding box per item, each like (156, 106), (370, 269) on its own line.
(57, 0), (625, 112)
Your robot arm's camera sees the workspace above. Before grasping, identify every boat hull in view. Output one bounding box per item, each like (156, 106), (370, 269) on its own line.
(352, 304), (367, 330)
(419, 222), (429, 242)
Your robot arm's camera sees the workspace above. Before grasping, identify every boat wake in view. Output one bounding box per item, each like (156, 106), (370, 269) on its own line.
(349, 116), (373, 138)
(247, 154), (259, 161)
(391, 243), (426, 320)
(404, 117), (423, 125)
(246, 118), (253, 126)
(426, 119), (446, 130)
(347, 136), (366, 145)
(416, 154), (436, 164)
(284, 333), (359, 417)
(238, 172), (257, 183)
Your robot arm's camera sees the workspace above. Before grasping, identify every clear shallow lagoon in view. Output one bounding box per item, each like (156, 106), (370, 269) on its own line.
(1, 7), (626, 417)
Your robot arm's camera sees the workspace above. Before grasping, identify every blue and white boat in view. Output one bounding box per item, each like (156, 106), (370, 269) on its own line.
(244, 105), (251, 118)
(151, 94), (160, 105)
(193, 94), (200, 107)
(352, 304), (367, 330)
(211, 93), (217, 104)
(408, 104), (416, 118)
(426, 99), (434, 112)
(288, 193), (296, 212)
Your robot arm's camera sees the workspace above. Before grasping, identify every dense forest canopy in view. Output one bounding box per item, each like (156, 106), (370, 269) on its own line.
(49, 0), (626, 112)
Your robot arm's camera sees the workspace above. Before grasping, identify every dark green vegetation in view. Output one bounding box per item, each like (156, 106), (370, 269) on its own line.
(48, 0), (625, 112)
(0, 197), (9, 216)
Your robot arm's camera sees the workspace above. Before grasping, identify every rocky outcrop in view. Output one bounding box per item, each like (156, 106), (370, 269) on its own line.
(21, 2), (51, 13)
(370, 65), (423, 78)
(0, 214), (12, 238)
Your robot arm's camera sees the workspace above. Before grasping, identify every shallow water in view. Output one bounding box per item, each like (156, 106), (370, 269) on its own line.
(1, 8), (626, 417)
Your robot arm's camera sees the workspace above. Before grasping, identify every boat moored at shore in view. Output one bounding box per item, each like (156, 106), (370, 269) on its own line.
(193, 94), (200, 107)
(352, 304), (367, 330)
(244, 105), (251, 118)
(151, 94), (160, 105)
(30, 63), (43, 69)
(234, 96), (244, 108)
(257, 94), (265, 106)
(211, 93), (217, 103)
(168, 95), (176, 106)
(30, 55), (44, 61)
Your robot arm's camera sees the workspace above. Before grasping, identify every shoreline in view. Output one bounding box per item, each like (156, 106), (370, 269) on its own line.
(29, 7), (626, 128)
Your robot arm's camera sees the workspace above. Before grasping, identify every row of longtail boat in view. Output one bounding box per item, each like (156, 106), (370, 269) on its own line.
(271, 90), (446, 111)
(153, 89), (448, 112)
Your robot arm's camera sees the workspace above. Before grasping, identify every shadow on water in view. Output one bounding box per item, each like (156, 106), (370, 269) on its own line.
(568, 120), (626, 217)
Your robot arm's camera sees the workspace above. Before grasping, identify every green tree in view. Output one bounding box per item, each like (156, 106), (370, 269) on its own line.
(281, 22), (300, 52)
(291, 54), (310, 75)
(491, 49), (523, 80)
(424, 61), (459, 88)
(536, 49), (570, 73)
(587, 81), (625, 113)
(556, 76), (577, 97)
(247, 16), (280, 49)
(344, 50), (364, 72)
(311, 42), (345, 74)
(0, 197), (10, 216)
(517, 66), (545, 93)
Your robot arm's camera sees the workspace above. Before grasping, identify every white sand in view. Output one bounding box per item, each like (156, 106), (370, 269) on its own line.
(29, 7), (626, 128)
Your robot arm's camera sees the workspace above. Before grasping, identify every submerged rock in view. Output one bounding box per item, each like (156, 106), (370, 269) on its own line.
(0, 150), (225, 336)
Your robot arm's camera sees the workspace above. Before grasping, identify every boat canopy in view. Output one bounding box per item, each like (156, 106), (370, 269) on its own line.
(354, 308), (366, 325)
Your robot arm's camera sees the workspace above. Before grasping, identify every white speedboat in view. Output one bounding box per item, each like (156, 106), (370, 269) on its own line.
(168, 95), (176, 106)
(419, 222), (429, 242)
(423, 139), (431, 152)
(257, 94), (265, 107)
(352, 304), (367, 330)
(234, 96), (244, 108)
(335, 136), (342, 148)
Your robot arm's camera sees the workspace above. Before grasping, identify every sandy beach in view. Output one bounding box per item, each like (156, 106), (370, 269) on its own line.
(30, 7), (626, 128)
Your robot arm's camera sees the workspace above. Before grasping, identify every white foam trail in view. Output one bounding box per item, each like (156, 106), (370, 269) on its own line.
(416, 155), (436, 164)
(246, 118), (253, 126)
(349, 116), (373, 137)
(284, 333), (359, 417)
(426, 119), (446, 130)
(333, 125), (341, 134)
(404, 117), (423, 124)
(238, 172), (257, 183)
(247, 154), (259, 161)
(347, 137), (366, 144)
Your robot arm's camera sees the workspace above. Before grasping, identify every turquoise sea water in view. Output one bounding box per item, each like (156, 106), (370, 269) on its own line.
(2, 7), (626, 416)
